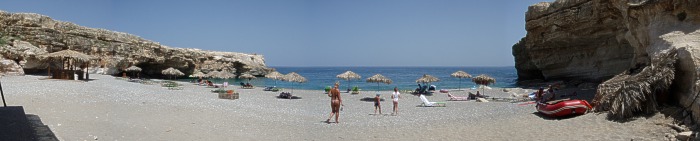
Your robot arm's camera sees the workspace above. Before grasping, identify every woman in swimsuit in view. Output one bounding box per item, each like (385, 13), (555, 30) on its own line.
(391, 87), (401, 115)
(327, 83), (342, 123)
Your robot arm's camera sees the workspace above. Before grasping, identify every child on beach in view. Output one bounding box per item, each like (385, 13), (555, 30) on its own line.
(391, 87), (401, 116)
(374, 94), (382, 115)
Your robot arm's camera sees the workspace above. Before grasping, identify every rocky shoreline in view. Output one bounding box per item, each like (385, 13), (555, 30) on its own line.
(0, 10), (273, 78)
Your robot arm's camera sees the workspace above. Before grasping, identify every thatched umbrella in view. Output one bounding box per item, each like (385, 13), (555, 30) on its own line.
(283, 72), (307, 93)
(239, 73), (256, 85)
(416, 74), (439, 85)
(366, 74), (392, 94)
(161, 67), (184, 80)
(336, 71), (362, 90)
(125, 66), (142, 78)
(451, 71), (472, 90)
(472, 74), (495, 94)
(42, 49), (95, 80)
(265, 71), (284, 87)
(593, 48), (677, 120)
(205, 70), (220, 78)
(192, 71), (206, 78)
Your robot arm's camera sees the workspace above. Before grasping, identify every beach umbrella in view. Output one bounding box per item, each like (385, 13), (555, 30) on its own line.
(239, 73), (256, 85)
(283, 72), (307, 94)
(161, 67), (184, 80)
(336, 71), (361, 90)
(451, 71), (472, 90)
(216, 70), (236, 86)
(125, 66), (142, 78)
(265, 71), (284, 86)
(472, 74), (496, 94)
(366, 74), (392, 94)
(415, 74), (439, 84)
(205, 70), (220, 78)
(192, 71), (206, 78)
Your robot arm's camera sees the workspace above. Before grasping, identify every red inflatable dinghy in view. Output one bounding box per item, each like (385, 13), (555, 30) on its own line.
(536, 99), (592, 117)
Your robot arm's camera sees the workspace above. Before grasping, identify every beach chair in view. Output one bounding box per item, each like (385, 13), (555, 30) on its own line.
(447, 93), (469, 101)
(419, 95), (446, 107)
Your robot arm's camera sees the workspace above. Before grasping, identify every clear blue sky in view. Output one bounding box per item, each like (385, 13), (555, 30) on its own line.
(0, 0), (548, 67)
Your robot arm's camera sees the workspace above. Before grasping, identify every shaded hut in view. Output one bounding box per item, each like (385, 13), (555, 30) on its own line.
(41, 49), (95, 80)
(125, 66), (142, 78)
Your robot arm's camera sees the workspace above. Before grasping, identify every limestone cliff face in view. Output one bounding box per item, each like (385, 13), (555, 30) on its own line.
(514, 0), (700, 122)
(0, 10), (273, 77)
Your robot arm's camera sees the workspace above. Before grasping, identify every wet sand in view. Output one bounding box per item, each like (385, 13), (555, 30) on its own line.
(1, 74), (676, 140)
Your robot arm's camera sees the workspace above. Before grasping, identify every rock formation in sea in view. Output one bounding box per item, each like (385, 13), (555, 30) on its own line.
(0, 10), (273, 77)
(513, 0), (700, 123)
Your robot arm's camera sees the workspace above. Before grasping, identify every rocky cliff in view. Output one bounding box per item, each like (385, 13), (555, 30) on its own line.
(0, 10), (273, 77)
(514, 0), (700, 123)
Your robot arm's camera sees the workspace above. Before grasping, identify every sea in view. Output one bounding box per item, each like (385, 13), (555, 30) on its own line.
(184, 66), (517, 91)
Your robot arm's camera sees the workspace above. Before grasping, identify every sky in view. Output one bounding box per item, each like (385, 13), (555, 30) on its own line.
(0, 0), (548, 67)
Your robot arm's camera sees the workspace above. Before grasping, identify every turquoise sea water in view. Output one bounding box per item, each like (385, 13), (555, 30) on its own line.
(185, 66), (517, 91)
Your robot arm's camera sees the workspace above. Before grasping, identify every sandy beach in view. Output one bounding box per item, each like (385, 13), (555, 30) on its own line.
(2, 74), (677, 140)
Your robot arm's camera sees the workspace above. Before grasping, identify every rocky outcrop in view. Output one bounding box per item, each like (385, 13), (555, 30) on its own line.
(0, 10), (272, 77)
(514, 0), (700, 123)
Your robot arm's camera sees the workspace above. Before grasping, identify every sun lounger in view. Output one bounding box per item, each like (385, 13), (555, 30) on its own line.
(419, 95), (446, 107)
(447, 93), (469, 101)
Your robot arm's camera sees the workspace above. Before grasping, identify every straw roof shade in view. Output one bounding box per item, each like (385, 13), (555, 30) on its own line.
(415, 74), (439, 83)
(265, 71), (284, 86)
(593, 48), (677, 120)
(451, 71), (472, 78)
(161, 67), (184, 80)
(216, 70), (236, 79)
(125, 66), (142, 72)
(205, 70), (220, 78)
(283, 72), (306, 94)
(192, 71), (206, 78)
(471, 74), (495, 86)
(337, 71), (361, 90)
(283, 72), (307, 83)
(366, 74), (392, 84)
(239, 73), (256, 79)
(336, 71), (361, 81)
(366, 74), (392, 94)
(451, 71), (472, 90)
(42, 49), (95, 62)
(265, 71), (284, 80)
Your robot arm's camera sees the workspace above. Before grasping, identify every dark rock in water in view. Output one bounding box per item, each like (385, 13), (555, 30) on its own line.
(0, 10), (273, 77)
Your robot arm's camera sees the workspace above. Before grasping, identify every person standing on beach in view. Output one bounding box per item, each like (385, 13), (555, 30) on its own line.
(374, 94), (382, 115)
(327, 83), (342, 123)
(391, 87), (401, 116)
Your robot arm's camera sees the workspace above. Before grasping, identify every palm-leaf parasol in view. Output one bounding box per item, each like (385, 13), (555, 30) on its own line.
(472, 74), (495, 94)
(161, 67), (184, 80)
(125, 66), (142, 78)
(239, 73), (256, 85)
(192, 71), (206, 78)
(265, 71), (284, 87)
(336, 71), (361, 91)
(283, 72), (306, 93)
(416, 74), (439, 84)
(366, 74), (392, 94)
(451, 71), (472, 90)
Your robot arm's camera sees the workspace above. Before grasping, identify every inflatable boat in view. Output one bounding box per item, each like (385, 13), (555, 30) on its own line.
(536, 99), (592, 117)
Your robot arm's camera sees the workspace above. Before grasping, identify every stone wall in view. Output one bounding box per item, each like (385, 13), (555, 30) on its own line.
(0, 10), (272, 77)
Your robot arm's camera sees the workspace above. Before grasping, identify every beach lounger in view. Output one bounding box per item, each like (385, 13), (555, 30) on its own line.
(447, 93), (469, 101)
(419, 95), (446, 107)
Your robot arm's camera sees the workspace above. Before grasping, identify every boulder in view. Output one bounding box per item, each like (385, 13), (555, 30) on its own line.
(676, 131), (693, 141)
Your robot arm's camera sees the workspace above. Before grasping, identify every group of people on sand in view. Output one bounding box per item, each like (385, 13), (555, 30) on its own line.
(326, 82), (402, 123)
(535, 85), (558, 103)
